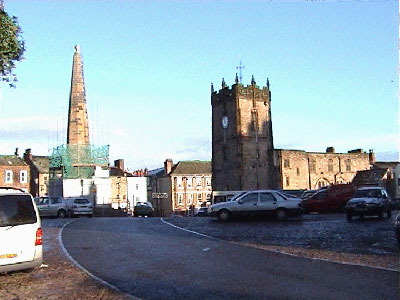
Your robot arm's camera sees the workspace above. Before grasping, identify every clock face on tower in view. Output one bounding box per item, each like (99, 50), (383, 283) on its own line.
(222, 115), (229, 129)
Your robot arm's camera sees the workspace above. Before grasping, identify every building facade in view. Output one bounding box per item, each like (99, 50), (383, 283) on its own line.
(211, 76), (373, 192)
(276, 148), (372, 190)
(23, 148), (49, 197)
(148, 159), (212, 217)
(0, 152), (30, 192)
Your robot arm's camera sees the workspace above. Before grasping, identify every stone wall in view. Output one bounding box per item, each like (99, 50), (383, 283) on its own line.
(276, 149), (371, 190)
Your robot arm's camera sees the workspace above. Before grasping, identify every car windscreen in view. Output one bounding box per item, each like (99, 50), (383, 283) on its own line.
(354, 189), (381, 198)
(0, 195), (37, 227)
(230, 192), (247, 201)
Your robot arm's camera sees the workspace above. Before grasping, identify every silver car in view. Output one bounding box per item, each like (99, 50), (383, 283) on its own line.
(66, 197), (93, 218)
(209, 190), (303, 221)
(0, 187), (43, 273)
(35, 197), (67, 219)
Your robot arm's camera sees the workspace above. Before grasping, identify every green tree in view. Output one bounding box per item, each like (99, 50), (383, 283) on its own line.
(0, 5), (25, 88)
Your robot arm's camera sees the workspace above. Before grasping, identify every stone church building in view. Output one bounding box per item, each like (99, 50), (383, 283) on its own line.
(211, 76), (372, 191)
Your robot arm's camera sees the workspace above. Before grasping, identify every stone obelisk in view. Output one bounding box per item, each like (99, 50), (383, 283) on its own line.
(67, 45), (90, 145)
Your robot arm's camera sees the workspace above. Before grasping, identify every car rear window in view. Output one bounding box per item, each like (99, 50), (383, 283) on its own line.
(0, 195), (37, 227)
(354, 189), (381, 198)
(74, 199), (89, 204)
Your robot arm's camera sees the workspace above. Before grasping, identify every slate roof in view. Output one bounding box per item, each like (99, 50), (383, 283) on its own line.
(0, 155), (27, 166)
(148, 167), (164, 177)
(374, 162), (400, 169)
(170, 161), (211, 175)
(352, 168), (388, 186)
(31, 156), (49, 173)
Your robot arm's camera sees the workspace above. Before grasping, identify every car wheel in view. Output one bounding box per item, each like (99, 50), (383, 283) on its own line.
(346, 212), (352, 221)
(276, 209), (287, 221)
(57, 209), (66, 219)
(387, 210), (392, 218)
(217, 209), (230, 222)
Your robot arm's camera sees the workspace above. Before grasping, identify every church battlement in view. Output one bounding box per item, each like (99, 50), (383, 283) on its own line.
(211, 76), (271, 106)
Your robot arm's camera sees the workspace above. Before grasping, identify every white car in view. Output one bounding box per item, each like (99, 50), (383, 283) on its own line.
(0, 187), (43, 273)
(66, 197), (93, 218)
(208, 190), (303, 221)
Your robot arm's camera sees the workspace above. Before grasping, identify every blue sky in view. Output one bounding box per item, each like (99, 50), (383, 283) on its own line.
(0, 0), (398, 170)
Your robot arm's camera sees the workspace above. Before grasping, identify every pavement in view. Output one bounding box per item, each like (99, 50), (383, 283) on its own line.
(0, 218), (130, 300)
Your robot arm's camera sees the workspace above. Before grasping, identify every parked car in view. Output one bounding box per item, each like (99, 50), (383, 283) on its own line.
(195, 207), (209, 217)
(133, 202), (154, 217)
(395, 214), (400, 246)
(345, 187), (392, 221)
(301, 190), (316, 200)
(66, 197), (93, 218)
(0, 187), (43, 273)
(35, 196), (67, 218)
(300, 184), (355, 213)
(208, 190), (303, 221)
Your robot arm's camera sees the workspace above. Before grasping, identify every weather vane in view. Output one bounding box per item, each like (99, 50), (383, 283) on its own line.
(236, 60), (245, 84)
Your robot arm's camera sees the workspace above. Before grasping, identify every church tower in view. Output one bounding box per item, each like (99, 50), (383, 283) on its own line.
(211, 75), (278, 191)
(67, 45), (90, 145)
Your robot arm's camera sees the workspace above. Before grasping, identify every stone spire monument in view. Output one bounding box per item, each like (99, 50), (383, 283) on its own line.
(67, 45), (90, 145)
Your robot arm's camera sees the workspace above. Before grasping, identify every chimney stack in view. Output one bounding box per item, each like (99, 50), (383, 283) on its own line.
(114, 159), (125, 171)
(369, 149), (375, 164)
(24, 148), (33, 161)
(164, 159), (173, 175)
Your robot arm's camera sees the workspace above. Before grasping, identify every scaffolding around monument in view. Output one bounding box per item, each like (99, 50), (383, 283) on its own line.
(49, 144), (109, 179)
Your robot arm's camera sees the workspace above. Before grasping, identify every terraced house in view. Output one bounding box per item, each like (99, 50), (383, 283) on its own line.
(0, 150), (30, 192)
(148, 159), (212, 217)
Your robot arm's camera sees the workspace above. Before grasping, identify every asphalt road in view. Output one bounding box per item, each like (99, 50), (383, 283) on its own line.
(61, 217), (399, 300)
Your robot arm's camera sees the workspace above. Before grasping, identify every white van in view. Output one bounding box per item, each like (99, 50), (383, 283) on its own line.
(0, 187), (43, 273)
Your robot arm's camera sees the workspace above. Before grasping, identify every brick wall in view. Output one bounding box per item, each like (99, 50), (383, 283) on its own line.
(0, 165), (30, 192)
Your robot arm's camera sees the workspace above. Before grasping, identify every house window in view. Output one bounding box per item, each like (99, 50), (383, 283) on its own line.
(345, 160), (351, 172)
(206, 177), (211, 186)
(328, 159), (333, 172)
(136, 184), (139, 190)
(196, 177), (202, 187)
(285, 176), (290, 187)
(206, 193), (211, 200)
(5, 170), (13, 183)
(296, 168), (300, 176)
(284, 159), (290, 168)
(197, 193), (202, 203)
(177, 177), (182, 188)
(187, 193), (193, 204)
(178, 194), (183, 205)
(20, 170), (27, 183)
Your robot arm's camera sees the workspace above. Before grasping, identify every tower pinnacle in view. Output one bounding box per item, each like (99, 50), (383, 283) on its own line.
(67, 45), (90, 145)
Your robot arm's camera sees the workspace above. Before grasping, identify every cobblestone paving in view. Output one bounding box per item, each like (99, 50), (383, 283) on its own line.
(0, 219), (131, 300)
(165, 212), (400, 271)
